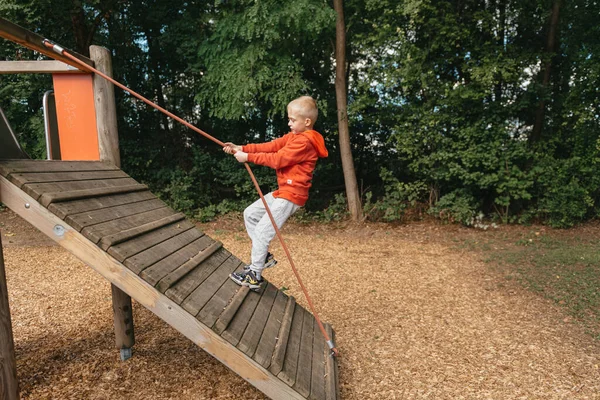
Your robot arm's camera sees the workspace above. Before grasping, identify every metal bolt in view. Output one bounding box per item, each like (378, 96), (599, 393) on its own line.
(24, 203), (30, 209)
(53, 224), (65, 237)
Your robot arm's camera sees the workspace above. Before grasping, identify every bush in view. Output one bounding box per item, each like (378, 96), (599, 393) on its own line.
(364, 169), (428, 222)
(429, 189), (480, 226)
(534, 157), (600, 228)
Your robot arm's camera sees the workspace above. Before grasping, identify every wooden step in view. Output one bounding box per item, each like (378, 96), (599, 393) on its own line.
(99, 212), (186, 250)
(269, 296), (297, 375)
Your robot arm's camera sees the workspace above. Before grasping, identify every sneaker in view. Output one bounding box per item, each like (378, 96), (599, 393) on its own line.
(244, 252), (277, 272)
(229, 270), (264, 291)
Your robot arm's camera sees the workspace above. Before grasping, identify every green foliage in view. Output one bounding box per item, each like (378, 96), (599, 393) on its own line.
(534, 156), (600, 228)
(312, 193), (350, 222)
(1, 0), (599, 228)
(364, 169), (428, 222)
(429, 189), (479, 226)
(196, 0), (336, 121)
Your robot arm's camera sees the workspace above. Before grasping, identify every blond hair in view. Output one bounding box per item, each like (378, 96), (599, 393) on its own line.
(287, 96), (318, 125)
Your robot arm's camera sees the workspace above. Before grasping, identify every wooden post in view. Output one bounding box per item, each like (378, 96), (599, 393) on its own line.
(89, 45), (133, 360)
(89, 45), (121, 167)
(0, 232), (19, 399)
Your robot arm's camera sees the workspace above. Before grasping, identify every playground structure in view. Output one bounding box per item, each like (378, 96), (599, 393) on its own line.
(0, 18), (339, 400)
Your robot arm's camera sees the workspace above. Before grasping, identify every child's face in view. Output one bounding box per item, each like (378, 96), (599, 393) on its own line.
(287, 110), (311, 133)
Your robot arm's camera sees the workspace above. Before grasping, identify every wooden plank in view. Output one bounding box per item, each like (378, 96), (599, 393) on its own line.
(124, 228), (204, 276)
(35, 180), (144, 206)
(0, 175), (308, 400)
(278, 305), (306, 387)
(81, 206), (175, 244)
(293, 310), (315, 397)
(137, 234), (213, 281)
(40, 184), (145, 207)
(164, 248), (231, 305)
(254, 290), (289, 368)
(238, 283), (278, 357)
(309, 318), (326, 400)
(48, 191), (156, 219)
(99, 212), (186, 250)
(197, 269), (245, 329)
(324, 324), (339, 400)
(0, 160), (115, 176)
(269, 296), (297, 376)
(65, 198), (165, 231)
(107, 220), (195, 262)
(8, 170), (128, 186)
(0, 60), (84, 74)
(0, 18), (94, 70)
(213, 286), (251, 335)
(155, 241), (223, 292)
(221, 285), (265, 347)
(181, 255), (241, 316)
(25, 177), (137, 195)
(0, 234), (19, 400)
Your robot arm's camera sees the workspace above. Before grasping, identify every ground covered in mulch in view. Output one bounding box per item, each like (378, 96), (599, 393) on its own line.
(1, 208), (600, 399)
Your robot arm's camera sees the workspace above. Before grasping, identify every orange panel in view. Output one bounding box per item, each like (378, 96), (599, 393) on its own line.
(52, 73), (99, 160)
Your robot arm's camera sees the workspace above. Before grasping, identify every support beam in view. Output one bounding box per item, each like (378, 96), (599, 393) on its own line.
(0, 232), (19, 400)
(89, 45), (131, 360)
(0, 17), (94, 70)
(90, 46), (121, 167)
(0, 60), (84, 74)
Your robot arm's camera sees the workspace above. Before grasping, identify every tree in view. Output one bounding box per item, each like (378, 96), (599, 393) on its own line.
(333, 0), (363, 221)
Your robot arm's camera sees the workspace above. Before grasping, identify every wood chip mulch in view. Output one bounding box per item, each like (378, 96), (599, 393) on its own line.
(1, 209), (599, 399)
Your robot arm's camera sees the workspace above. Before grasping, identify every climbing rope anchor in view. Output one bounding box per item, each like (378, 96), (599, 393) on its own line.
(42, 39), (339, 358)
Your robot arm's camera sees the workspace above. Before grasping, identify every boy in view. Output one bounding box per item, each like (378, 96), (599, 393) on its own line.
(223, 96), (328, 290)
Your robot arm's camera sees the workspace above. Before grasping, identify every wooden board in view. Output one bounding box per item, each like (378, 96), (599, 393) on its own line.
(278, 305), (306, 386)
(81, 206), (175, 244)
(212, 286), (250, 334)
(254, 290), (289, 368)
(197, 269), (244, 328)
(107, 220), (195, 262)
(48, 191), (156, 219)
(65, 198), (165, 231)
(100, 212), (186, 250)
(156, 241), (223, 293)
(165, 248), (231, 305)
(293, 310), (315, 397)
(324, 324), (339, 400)
(18, 177), (137, 201)
(238, 283), (279, 357)
(0, 160), (115, 176)
(221, 286), (265, 347)
(180, 255), (241, 316)
(123, 227), (204, 276)
(7, 170), (128, 185)
(269, 296), (297, 375)
(138, 235), (213, 282)
(309, 318), (326, 400)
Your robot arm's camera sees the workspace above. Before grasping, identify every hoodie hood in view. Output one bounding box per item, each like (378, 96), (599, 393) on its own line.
(300, 130), (328, 158)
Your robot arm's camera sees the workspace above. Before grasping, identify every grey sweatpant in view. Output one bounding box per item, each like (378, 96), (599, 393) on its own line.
(244, 192), (300, 276)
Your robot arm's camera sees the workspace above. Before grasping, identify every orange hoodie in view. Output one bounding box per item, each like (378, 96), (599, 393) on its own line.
(243, 130), (328, 206)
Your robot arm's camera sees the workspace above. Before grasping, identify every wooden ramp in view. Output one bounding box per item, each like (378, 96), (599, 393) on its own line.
(0, 160), (339, 400)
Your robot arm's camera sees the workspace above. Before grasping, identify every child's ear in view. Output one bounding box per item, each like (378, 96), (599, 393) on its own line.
(305, 118), (312, 127)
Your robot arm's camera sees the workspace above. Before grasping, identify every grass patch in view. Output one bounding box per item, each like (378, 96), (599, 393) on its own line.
(460, 230), (600, 339)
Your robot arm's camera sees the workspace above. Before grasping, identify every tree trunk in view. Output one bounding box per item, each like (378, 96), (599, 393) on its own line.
(531, 0), (561, 144)
(333, 0), (362, 221)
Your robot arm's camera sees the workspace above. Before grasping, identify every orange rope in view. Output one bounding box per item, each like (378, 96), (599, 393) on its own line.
(43, 40), (338, 357)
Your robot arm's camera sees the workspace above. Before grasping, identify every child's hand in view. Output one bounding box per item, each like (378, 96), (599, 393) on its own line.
(234, 151), (248, 163)
(223, 143), (242, 154)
